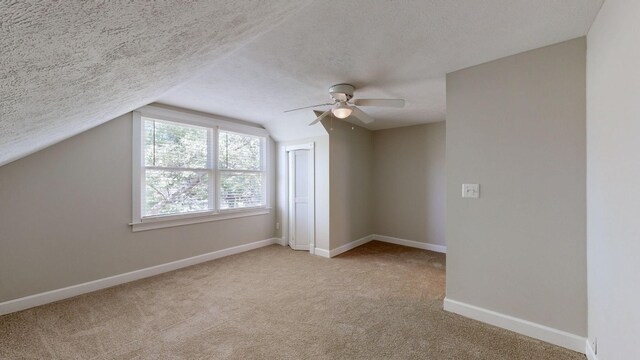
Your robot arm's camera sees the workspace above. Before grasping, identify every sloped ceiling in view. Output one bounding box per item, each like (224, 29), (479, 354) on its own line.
(1, 1), (603, 166)
(159, 0), (603, 141)
(0, 1), (310, 166)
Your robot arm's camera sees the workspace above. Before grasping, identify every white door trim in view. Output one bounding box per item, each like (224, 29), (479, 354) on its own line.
(283, 143), (315, 254)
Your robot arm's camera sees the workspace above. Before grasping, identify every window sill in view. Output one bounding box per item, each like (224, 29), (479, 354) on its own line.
(130, 208), (271, 232)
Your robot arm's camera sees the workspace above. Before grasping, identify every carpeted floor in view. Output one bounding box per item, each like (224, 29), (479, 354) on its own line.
(0, 241), (584, 359)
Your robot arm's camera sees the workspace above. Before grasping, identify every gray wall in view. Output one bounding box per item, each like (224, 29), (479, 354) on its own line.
(0, 112), (276, 302)
(445, 38), (587, 336)
(372, 122), (446, 246)
(323, 119), (374, 250)
(276, 120), (446, 253)
(587, 1), (640, 358)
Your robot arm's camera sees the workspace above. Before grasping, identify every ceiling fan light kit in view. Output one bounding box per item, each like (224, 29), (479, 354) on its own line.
(284, 83), (406, 126)
(332, 101), (352, 119)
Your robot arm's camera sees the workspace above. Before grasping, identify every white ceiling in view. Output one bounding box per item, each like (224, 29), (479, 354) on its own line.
(0, 1), (310, 166)
(159, 0), (603, 141)
(0, 1), (603, 166)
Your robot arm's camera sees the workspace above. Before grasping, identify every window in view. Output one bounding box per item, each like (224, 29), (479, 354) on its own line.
(132, 106), (269, 231)
(218, 130), (265, 210)
(144, 119), (211, 216)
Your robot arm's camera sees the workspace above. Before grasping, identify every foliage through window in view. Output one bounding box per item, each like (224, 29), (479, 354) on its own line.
(218, 130), (265, 209)
(140, 116), (266, 218)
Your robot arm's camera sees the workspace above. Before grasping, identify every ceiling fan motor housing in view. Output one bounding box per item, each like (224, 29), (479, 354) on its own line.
(329, 83), (355, 102)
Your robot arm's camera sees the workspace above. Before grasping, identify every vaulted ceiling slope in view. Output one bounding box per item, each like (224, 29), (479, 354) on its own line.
(1, 1), (604, 166)
(0, 1), (310, 167)
(159, 0), (603, 141)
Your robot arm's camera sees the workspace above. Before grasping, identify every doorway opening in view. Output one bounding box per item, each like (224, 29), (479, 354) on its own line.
(284, 143), (315, 254)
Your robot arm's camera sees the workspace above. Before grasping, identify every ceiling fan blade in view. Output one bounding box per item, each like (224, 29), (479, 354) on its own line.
(351, 106), (375, 124)
(308, 110), (332, 126)
(284, 102), (334, 113)
(352, 99), (405, 108)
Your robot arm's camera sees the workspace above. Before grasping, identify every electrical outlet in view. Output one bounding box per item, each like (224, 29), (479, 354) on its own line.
(276, 222), (280, 230)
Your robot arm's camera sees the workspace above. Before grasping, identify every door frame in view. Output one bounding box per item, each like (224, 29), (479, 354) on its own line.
(283, 143), (315, 254)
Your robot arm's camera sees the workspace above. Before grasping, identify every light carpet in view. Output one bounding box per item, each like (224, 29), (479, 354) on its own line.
(0, 241), (584, 359)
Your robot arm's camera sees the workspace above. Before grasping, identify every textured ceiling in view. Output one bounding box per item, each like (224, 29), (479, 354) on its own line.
(0, 1), (310, 166)
(159, 0), (603, 141)
(0, 1), (604, 166)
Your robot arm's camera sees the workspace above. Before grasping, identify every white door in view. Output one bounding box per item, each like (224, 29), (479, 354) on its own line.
(288, 149), (310, 250)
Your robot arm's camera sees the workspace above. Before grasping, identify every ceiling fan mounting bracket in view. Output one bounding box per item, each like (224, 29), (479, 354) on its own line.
(329, 83), (355, 102)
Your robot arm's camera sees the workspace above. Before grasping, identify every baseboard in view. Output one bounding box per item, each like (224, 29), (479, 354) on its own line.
(329, 234), (374, 257)
(316, 234), (446, 258)
(275, 237), (287, 246)
(0, 238), (279, 316)
(443, 298), (586, 354)
(373, 234), (447, 253)
(314, 248), (330, 258)
(585, 339), (598, 360)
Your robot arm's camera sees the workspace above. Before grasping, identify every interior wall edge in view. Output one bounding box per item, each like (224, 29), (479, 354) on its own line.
(322, 234), (446, 259)
(445, 36), (587, 337)
(329, 234), (374, 257)
(371, 122), (446, 247)
(373, 234), (446, 253)
(585, 339), (598, 360)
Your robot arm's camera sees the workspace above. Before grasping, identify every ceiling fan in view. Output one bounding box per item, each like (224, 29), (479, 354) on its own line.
(284, 84), (405, 126)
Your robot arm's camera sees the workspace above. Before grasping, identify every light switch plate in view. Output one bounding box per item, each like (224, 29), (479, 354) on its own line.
(462, 184), (480, 198)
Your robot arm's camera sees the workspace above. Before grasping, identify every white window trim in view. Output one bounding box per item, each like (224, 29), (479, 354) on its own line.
(131, 105), (271, 232)
(217, 128), (268, 212)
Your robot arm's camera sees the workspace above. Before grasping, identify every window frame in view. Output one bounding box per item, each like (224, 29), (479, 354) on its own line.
(131, 105), (270, 232)
(217, 128), (268, 212)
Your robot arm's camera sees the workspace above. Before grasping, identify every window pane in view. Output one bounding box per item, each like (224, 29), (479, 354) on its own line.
(219, 172), (264, 209)
(218, 131), (262, 170)
(144, 118), (208, 168)
(145, 170), (209, 216)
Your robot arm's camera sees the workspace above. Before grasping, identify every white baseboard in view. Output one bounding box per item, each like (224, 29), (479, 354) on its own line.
(275, 237), (287, 246)
(316, 234), (446, 259)
(314, 248), (330, 258)
(330, 234), (374, 257)
(289, 244), (310, 251)
(585, 339), (598, 360)
(373, 234), (447, 253)
(0, 238), (279, 316)
(443, 298), (586, 354)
